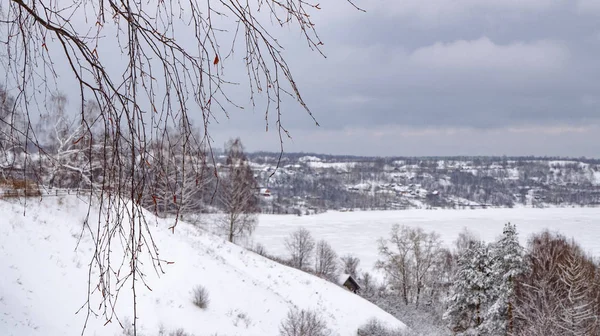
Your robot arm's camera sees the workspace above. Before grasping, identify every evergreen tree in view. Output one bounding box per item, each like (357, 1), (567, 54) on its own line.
(481, 222), (527, 335)
(443, 240), (492, 335)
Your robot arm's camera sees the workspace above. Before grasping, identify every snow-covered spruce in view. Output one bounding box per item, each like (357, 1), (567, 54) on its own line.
(443, 240), (492, 334)
(480, 222), (527, 335)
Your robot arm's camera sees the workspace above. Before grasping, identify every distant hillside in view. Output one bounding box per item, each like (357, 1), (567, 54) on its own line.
(0, 196), (405, 335)
(246, 154), (600, 214)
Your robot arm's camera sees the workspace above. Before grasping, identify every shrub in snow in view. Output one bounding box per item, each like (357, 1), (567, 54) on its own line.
(168, 329), (193, 336)
(252, 242), (268, 257)
(118, 317), (136, 336)
(279, 308), (330, 336)
(192, 285), (210, 309)
(232, 311), (251, 328)
(356, 318), (408, 336)
(157, 324), (195, 336)
(227, 309), (252, 328)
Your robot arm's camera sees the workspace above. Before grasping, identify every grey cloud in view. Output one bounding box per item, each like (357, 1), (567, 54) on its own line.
(10, 0), (599, 156)
(203, 0), (600, 156)
(576, 0), (600, 14)
(252, 1), (600, 135)
(408, 38), (569, 72)
(212, 124), (600, 157)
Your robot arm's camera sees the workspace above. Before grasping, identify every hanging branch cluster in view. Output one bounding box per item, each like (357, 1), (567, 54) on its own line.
(1, 0), (361, 334)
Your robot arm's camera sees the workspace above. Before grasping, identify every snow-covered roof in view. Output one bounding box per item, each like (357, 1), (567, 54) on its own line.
(338, 273), (360, 288)
(298, 155), (322, 163)
(338, 273), (352, 286)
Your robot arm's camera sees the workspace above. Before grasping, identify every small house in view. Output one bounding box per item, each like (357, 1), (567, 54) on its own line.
(259, 188), (272, 197)
(338, 273), (361, 294)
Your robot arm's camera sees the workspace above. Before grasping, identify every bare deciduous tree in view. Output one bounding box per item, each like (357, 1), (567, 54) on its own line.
(35, 94), (105, 188)
(557, 252), (598, 335)
(285, 227), (315, 270)
(360, 272), (377, 296)
(146, 126), (213, 218)
(376, 225), (413, 305)
(514, 231), (571, 336)
(314, 240), (339, 282)
(0, 87), (16, 149)
(376, 225), (443, 307)
(409, 228), (442, 307)
(216, 138), (259, 243)
(341, 254), (360, 279)
(0, 86), (28, 175)
(514, 231), (599, 336)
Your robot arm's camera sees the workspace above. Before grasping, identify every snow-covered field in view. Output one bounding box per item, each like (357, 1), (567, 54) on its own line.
(0, 197), (405, 336)
(254, 208), (600, 276)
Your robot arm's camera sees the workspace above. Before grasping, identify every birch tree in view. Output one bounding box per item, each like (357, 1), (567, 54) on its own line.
(36, 94), (105, 188)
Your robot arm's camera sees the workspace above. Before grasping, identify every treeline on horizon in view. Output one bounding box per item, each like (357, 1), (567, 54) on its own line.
(247, 151), (600, 164)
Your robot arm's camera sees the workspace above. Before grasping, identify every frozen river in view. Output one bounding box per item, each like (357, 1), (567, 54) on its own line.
(254, 207), (600, 275)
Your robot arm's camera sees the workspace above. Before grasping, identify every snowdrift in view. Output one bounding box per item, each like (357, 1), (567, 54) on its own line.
(0, 196), (405, 336)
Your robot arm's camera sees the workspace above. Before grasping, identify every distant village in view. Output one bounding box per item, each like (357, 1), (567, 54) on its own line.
(246, 154), (600, 215)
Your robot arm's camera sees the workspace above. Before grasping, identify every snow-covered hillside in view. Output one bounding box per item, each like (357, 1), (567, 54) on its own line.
(0, 197), (405, 336)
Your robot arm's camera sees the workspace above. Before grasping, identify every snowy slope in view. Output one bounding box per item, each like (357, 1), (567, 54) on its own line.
(0, 197), (405, 336)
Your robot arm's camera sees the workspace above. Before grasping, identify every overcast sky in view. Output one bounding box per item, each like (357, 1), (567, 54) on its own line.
(206, 0), (600, 157)
(6, 1), (600, 157)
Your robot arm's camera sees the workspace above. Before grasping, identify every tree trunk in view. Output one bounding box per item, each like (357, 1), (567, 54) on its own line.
(476, 299), (481, 327)
(402, 275), (409, 305)
(228, 217), (234, 242)
(507, 301), (513, 335)
(416, 282), (421, 308)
